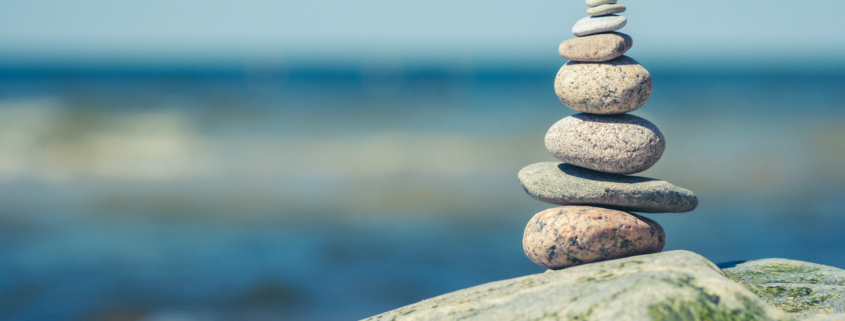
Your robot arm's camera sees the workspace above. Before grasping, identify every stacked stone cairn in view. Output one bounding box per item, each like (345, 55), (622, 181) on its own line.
(518, 0), (699, 270)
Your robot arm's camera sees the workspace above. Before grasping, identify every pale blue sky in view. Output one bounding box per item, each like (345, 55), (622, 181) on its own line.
(0, 0), (842, 64)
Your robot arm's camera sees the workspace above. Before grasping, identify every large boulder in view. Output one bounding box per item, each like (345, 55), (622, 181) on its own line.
(723, 258), (845, 319)
(363, 250), (791, 321)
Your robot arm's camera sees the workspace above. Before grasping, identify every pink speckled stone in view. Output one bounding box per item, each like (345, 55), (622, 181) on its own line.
(523, 206), (665, 270)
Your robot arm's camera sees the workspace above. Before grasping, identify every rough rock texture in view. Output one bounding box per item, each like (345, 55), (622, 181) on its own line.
(586, 0), (617, 7)
(588, 3), (626, 16)
(554, 55), (652, 114)
(573, 15), (627, 37)
(518, 162), (698, 213)
(559, 32), (632, 62)
(723, 258), (845, 319)
(545, 113), (665, 174)
(523, 206), (665, 270)
(805, 313), (845, 321)
(362, 251), (792, 321)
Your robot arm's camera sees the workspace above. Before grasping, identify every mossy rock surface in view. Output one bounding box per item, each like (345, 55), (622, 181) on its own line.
(363, 250), (791, 321)
(723, 259), (845, 319)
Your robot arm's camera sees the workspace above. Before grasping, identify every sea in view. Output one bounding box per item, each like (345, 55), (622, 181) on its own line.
(0, 58), (843, 320)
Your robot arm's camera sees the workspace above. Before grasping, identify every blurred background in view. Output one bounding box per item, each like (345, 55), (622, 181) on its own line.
(0, 0), (844, 320)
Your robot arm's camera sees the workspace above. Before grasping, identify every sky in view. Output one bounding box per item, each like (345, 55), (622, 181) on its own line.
(0, 0), (843, 65)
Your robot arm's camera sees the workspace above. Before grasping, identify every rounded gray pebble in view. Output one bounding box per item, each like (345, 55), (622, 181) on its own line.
(586, 0), (617, 7)
(518, 162), (699, 213)
(554, 55), (652, 114)
(572, 15), (627, 37)
(545, 113), (665, 174)
(587, 3), (626, 16)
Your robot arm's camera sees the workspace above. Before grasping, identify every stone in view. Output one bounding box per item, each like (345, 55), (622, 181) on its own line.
(586, 0), (617, 7)
(523, 206), (665, 270)
(805, 313), (845, 321)
(545, 113), (665, 174)
(723, 258), (845, 319)
(573, 15), (627, 37)
(362, 250), (792, 321)
(588, 3), (626, 16)
(559, 32), (632, 62)
(554, 55), (652, 114)
(518, 162), (698, 213)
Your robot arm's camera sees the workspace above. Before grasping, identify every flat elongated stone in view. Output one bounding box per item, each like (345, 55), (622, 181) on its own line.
(572, 15), (626, 37)
(588, 3), (626, 16)
(523, 206), (664, 270)
(545, 113), (665, 174)
(555, 55), (652, 114)
(363, 251), (792, 321)
(586, 0), (616, 7)
(560, 32), (632, 64)
(518, 162), (698, 213)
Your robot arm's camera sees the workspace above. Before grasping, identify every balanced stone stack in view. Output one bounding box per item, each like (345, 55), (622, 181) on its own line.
(518, 0), (698, 270)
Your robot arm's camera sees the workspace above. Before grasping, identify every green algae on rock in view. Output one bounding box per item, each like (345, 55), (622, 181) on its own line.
(362, 251), (791, 321)
(723, 259), (845, 319)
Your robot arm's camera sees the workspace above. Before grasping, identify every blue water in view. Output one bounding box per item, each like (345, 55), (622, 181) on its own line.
(0, 62), (844, 320)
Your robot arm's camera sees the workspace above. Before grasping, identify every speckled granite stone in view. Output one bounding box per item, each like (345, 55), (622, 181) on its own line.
(723, 259), (845, 319)
(545, 113), (665, 174)
(587, 3), (626, 16)
(523, 206), (664, 270)
(586, 0), (617, 7)
(560, 32), (632, 66)
(572, 15), (627, 37)
(362, 251), (792, 321)
(554, 55), (652, 114)
(518, 162), (698, 213)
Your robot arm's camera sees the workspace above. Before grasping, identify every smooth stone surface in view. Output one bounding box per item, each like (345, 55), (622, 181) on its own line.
(362, 250), (792, 321)
(518, 162), (698, 213)
(588, 3), (626, 16)
(554, 55), (652, 114)
(523, 206), (664, 270)
(723, 259), (845, 319)
(586, 0), (617, 7)
(545, 113), (665, 174)
(559, 32), (632, 62)
(573, 15), (627, 37)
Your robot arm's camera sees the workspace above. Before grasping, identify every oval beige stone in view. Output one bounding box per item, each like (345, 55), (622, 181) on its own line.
(523, 206), (665, 270)
(587, 3), (626, 16)
(545, 113), (665, 174)
(559, 32), (632, 62)
(586, 0), (616, 7)
(554, 55), (652, 114)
